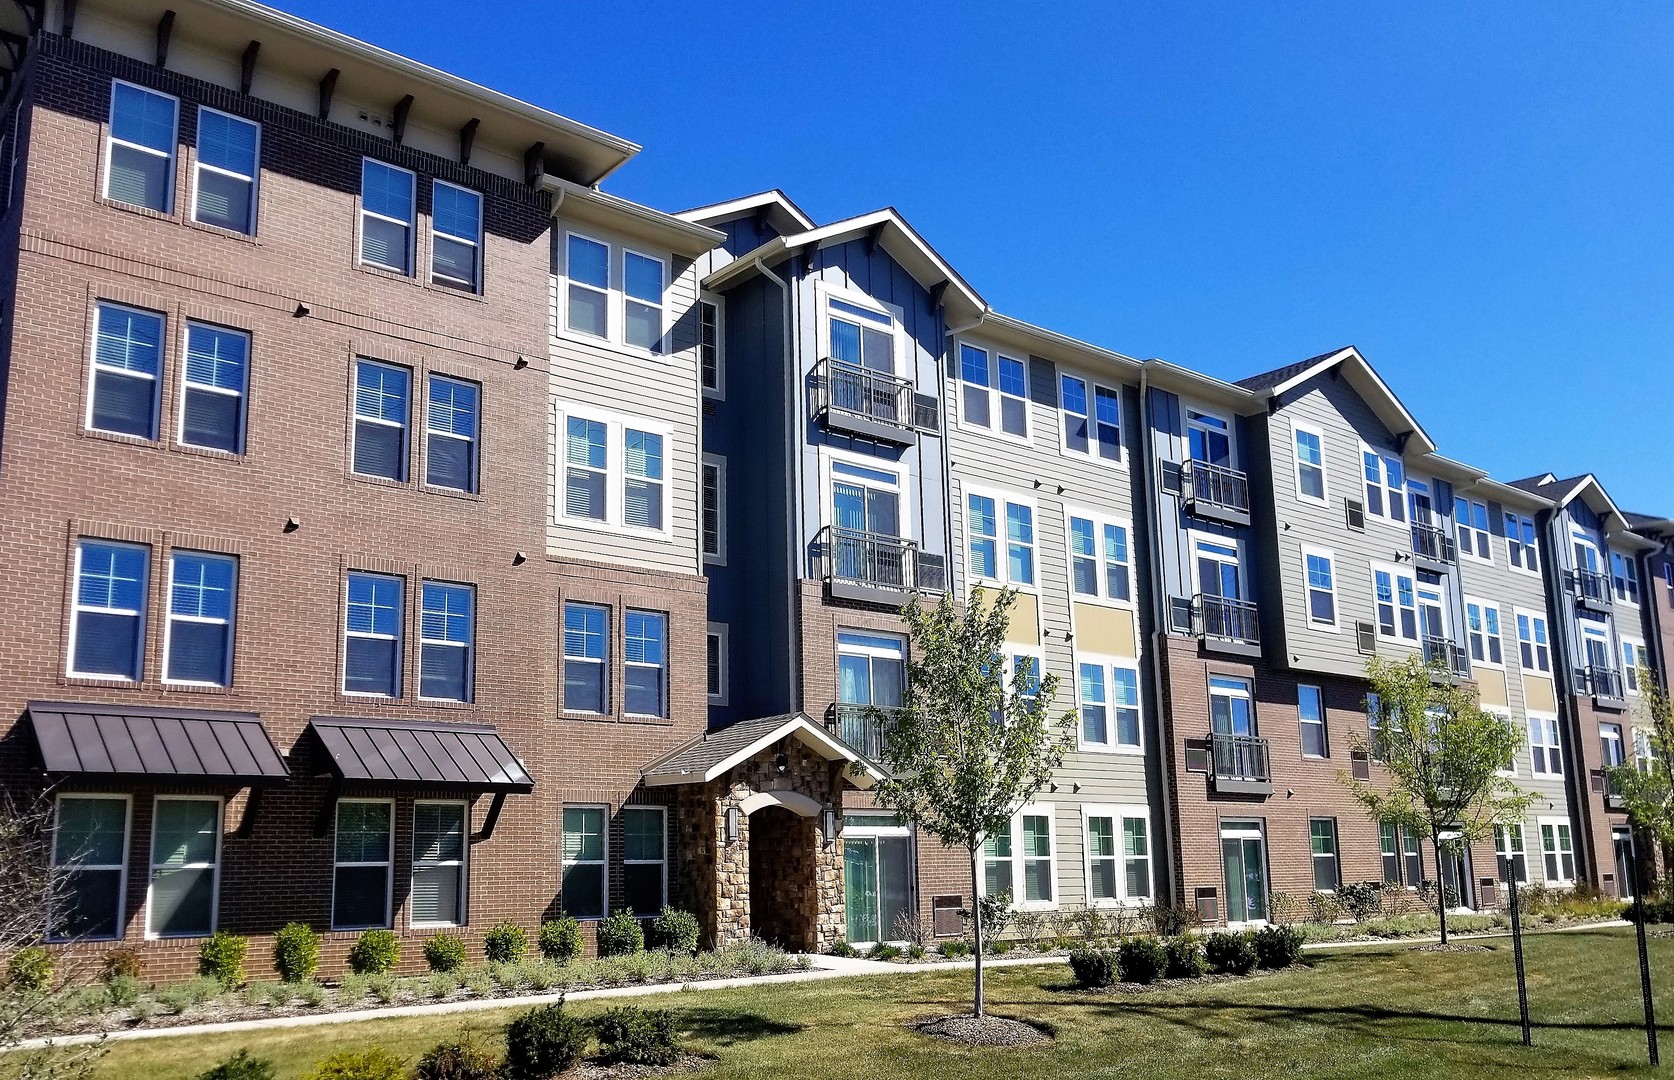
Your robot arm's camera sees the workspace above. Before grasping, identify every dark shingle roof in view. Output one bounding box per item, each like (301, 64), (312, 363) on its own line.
(1233, 347), (1352, 392)
(641, 712), (806, 784)
(1506, 473), (1587, 498)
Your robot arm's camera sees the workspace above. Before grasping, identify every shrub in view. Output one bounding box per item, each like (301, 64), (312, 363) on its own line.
(1205, 931), (1258, 975)
(273, 923), (320, 983)
(156, 982), (199, 1015)
(595, 1005), (680, 1066)
(1150, 903), (1202, 937)
(650, 907), (701, 955)
(1012, 909), (1047, 946)
(199, 931), (249, 988)
(596, 911), (645, 956)
(347, 929), (400, 975)
(102, 945), (143, 981)
(301, 1047), (407, 1080)
(197, 1049), (277, 1080)
(989, 939), (1014, 955)
(937, 939), (970, 959)
(1069, 907), (1106, 941)
(484, 921), (528, 964)
(907, 943), (926, 960)
(1253, 924), (1306, 969)
(504, 1000), (589, 1079)
(7, 946), (53, 990)
(1163, 936), (1208, 979)
(367, 973), (399, 1003)
(424, 934), (467, 973)
(974, 891), (1013, 938)
(414, 1035), (499, 1080)
(1117, 937), (1169, 984)
(1068, 946), (1118, 989)
(538, 917), (583, 964)
(828, 939), (858, 958)
(1336, 881), (1385, 921)
(868, 942), (903, 961)
(296, 981), (326, 1007)
(106, 973), (144, 1007)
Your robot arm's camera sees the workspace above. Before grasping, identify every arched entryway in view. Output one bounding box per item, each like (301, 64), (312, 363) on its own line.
(748, 803), (819, 950)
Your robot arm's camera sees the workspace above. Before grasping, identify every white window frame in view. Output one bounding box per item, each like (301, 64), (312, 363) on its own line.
(621, 246), (667, 354)
(1623, 637), (1649, 695)
(146, 795), (223, 939)
(1014, 804), (1058, 911)
(1300, 544), (1338, 630)
(1600, 721), (1627, 770)
(1455, 496), (1492, 564)
(1081, 804), (1153, 908)
(707, 621), (729, 704)
(87, 301), (164, 440)
(1291, 420), (1328, 504)
(1505, 512), (1541, 575)
(68, 538), (150, 682)
(104, 80), (178, 213)
(1515, 607), (1551, 674)
(553, 402), (674, 540)
(814, 281), (904, 377)
(699, 292), (724, 399)
(1298, 683), (1328, 758)
(1580, 619), (1613, 677)
(1190, 531), (1248, 603)
(1528, 712), (1562, 777)
(424, 373), (480, 494)
(1495, 823), (1529, 883)
(417, 580), (474, 704)
(956, 340), (1030, 442)
(1309, 817), (1340, 893)
(561, 230), (612, 341)
(1538, 817), (1576, 886)
(1371, 560), (1419, 643)
(962, 484), (1037, 591)
(177, 320), (250, 455)
(1065, 506), (1134, 608)
(357, 158), (416, 275)
(162, 550), (238, 688)
(1076, 652), (1144, 754)
(50, 793), (131, 943)
(331, 798), (394, 931)
(350, 358), (411, 482)
(1057, 372), (1124, 466)
(342, 571), (404, 699)
(429, 179), (482, 293)
(1611, 549), (1642, 607)
(410, 799), (468, 929)
(1463, 597), (1505, 669)
(1489, 710), (1517, 776)
(190, 106), (259, 235)
(817, 446), (913, 541)
(701, 453), (727, 566)
(561, 601), (610, 715)
(621, 804), (668, 915)
(562, 803), (610, 920)
(1360, 443), (1407, 526)
(623, 609), (669, 719)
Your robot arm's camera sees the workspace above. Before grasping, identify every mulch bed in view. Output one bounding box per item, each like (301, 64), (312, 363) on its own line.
(912, 1013), (1051, 1047)
(1414, 943), (1492, 953)
(570, 1053), (716, 1078)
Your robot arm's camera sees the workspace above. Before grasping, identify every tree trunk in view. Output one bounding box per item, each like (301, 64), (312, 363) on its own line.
(1434, 829), (1449, 946)
(970, 847), (984, 1018)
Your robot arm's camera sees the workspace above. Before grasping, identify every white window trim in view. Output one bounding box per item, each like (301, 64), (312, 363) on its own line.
(552, 401), (675, 541)
(104, 79), (178, 213)
(1299, 544), (1339, 631)
(1189, 530), (1249, 602)
(1495, 822), (1529, 883)
(814, 279), (906, 377)
(87, 301), (164, 440)
(342, 571), (404, 699)
(622, 804), (668, 913)
(1290, 419), (1329, 504)
(954, 339), (1031, 444)
(561, 601), (610, 716)
(561, 229), (612, 343)
(816, 445), (914, 541)
(1359, 442), (1407, 528)
(350, 358), (411, 482)
(1505, 511), (1542, 576)
(1528, 711), (1562, 777)
(1623, 637), (1648, 696)
(1013, 803), (1059, 911)
(1081, 804), (1153, 909)
(701, 453), (727, 566)
(410, 799), (469, 929)
(357, 157), (416, 276)
(176, 320), (249, 455)
(1488, 709), (1518, 777)
(417, 580), (475, 704)
(67, 538), (150, 682)
(621, 246), (667, 354)
(1056, 371), (1126, 467)
(1611, 549), (1642, 607)
(1514, 606), (1552, 675)
(1537, 816), (1576, 886)
(1462, 596), (1505, 670)
(960, 483), (1038, 592)
(1309, 817), (1341, 894)
(331, 798), (395, 931)
(1600, 721), (1627, 770)
(429, 179), (482, 294)
(50, 793), (131, 943)
(1370, 559), (1419, 644)
(1185, 404), (1237, 467)
(190, 106), (259, 235)
(1455, 496), (1493, 565)
(1064, 505), (1136, 609)
(1298, 683), (1328, 759)
(707, 621), (729, 705)
(161, 551), (237, 688)
(563, 803), (611, 919)
(424, 373), (480, 494)
(146, 795), (223, 939)
(1074, 650), (1144, 755)
(699, 292), (725, 399)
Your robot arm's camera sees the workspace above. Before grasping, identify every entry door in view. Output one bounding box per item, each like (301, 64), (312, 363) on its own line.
(1220, 821), (1268, 925)
(1409, 478), (1435, 527)
(1615, 829), (1636, 899)
(832, 479), (902, 583)
(843, 833), (912, 944)
(833, 482), (899, 539)
(1187, 410), (1232, 467)
(1210, 677), (1255, 738)
(1418, 586), (1446, 641)
(1437, 841), (1473, 909)
(1196, 540), (1242, 601)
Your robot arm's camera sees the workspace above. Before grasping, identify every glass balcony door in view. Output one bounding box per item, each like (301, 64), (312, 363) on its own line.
(843, 820), (912, 944)
(1195, 539), (1242, 601)
(1220, 820), (1268, 925)
(1187, 409), (1232, 468)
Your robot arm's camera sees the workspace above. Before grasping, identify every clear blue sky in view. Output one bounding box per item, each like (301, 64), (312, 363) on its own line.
(283, 1), (1673, 512)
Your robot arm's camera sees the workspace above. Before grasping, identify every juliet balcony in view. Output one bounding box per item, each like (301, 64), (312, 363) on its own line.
(1569, 567), (1613, 615)
(826, 702), (901, 762)
(1180, 460), (1251, 527)
(811, 526), (946, 608)
(1410, 522), (1457, 572)
(1577, 664), (1627, 712)
(1422, 636), (1471, 681)
(812, 358), (938, 445)
(1190, 594), (1262, 659)
(1211, 732), (1273, 796)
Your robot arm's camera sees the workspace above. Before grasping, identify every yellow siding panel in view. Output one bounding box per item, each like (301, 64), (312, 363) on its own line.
(1006, 592), (1041, 647)
(1072, 603), (1137, 660)
(1523, 675), (1556, 714)
(1477, 668), (1508, 709)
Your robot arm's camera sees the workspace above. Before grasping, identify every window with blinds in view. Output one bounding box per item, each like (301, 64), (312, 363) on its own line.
(180, 322), (248, 453)
(88, 302), (164, 438)
(344, 572), (403, 697)
(701, 456), (726, 563)
(165, 552), (237, 686)
(51, 795), (129, 941)
(430, 181), (482, 292)
(359, 159), (415, 274)
(563, 602), (608, 713)
(555, 406), (673, 536)
(419, 581), (474, 702)
(192, 107), (258, 234)
(411, 802), (466, 926)
(623, 429), (663, 530)
(148, 798), (220, 937)
(425, 375), (479, 492)
(624, 610), (667, 718)
(564, 416), (607, 520)
(70, 540), (149, 680)
(353, 359), (411, 480)
(561, 806), (606, 919)
(105, 81), (177, 212)
(333, 800), (392, 930)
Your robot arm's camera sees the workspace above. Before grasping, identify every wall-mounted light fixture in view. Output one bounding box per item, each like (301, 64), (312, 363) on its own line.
(512, 551), (527, 566)
(725, 806), (740, 844)
(823, 808), (836, 842)
(283, 517), (301, 533)
(775, 752), (789, 774)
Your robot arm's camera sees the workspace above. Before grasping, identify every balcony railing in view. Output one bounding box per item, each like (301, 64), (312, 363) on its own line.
(1193, 594), (1261, 657)
(1180, 460), (1250, 525)
(1570, 567), (1613, 611)
(826, 703), (901, 761)
(1422, 636), (1470, 679)
(1210, 732), (1273, 795)
(1411, 522), (1457, 567)
(812, 358), (931, 444)
(1578, 664), (1627, 707)
(812, 526), (945, 607)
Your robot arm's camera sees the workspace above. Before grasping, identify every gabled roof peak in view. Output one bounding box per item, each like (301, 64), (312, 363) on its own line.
(675, 190), (816, 236)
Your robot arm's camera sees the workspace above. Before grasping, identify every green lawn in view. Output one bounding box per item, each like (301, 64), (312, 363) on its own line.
(82, 927), (1674, 1079)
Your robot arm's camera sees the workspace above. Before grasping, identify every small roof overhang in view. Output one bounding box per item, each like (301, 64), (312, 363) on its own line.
(676, 190), (816, 236)
(27, 701), (288, 783)
(641, 712), (883, 789)
(308, 716), (532, 793)
(544, 178), (723, 258)
(969, 312), (1144, 382)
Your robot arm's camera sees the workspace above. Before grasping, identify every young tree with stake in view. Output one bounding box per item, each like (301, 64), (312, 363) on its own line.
(868, 587), (1075, 1018)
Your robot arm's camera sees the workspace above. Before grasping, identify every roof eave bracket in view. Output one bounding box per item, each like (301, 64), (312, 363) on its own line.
(471, 791), (508, 842)
(311, 776), (341, 839)
(154, 9), (174, 69)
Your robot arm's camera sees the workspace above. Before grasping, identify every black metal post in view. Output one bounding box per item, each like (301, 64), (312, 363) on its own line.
(1634, 849), (1659, 1066)
(1508, 877), (1531, 1047)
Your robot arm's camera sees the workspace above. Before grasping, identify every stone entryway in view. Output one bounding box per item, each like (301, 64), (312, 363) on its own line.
(748, 802), (819, 949)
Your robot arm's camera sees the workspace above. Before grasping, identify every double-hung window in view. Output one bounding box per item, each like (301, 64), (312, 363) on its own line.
(1623, 639), (1650, 694)
(105, 81), (177, 212)
(1528, 714), (1561, 776)
(164, 552), (237, 686)
(1505, 513), (1539, 572)
(1601, 722), (1626, 769)
(623, 250), (665, 352)
(411, 802), (467, 927)
(965, 490), (1034, 587)
(1302, 547), (1336, 627)
(624, 610), (667, 718)
(419, 581), (473, 702)
(1454, 497), (1492, 561)
(1293, 423), (1326, 502)
(982, 826), (1013, 899)
(1362, 448), (1405, 523)
(1464, 599), (1504, 666)
(1379, 823), (1401, 884)
(562, 805), (607, 918)
(148, 797), (221, 937)
(359, 160), (415, 274)
(994, 350), (1029, 438)
(701, 455), (726, 564)
(1060, 374), (1121, 462)
(1020, 809), (1054, 907)
(51, 795), (129, 941)
(959, 344), (1028, 438)
(1006, 501), (1034, 585)
(352, 359), (411, 481)
(333, 800), (393, 930)
(179, 321), (248, 453)
(624, 428), (664, 530)
(1611, 551), (1641, 605)
(623, 806), (666, 915)
(343, 572), (403, 697)
(1310, 818), (1340, 892)
(564, 415), (607, 521)
(563, 603), (609, 713)
(430, 181), (482, 292)
(89, 302), (164, 439)
(967, 493), (998, 581)
(1085, 807), (1151, 905)
(1495, 824), (1528, 883)
(70, 540), (149, 681)
(1540, 820), (1575, 885)
(1298, 684), (1327, 758)
(425, 375), (479, 492)
(706, 623), (728, 703)
(699, 297), (723, 397)
(192, 107), (258, 234)
(1067, 512), (1131, 603)
(1372, 564), (1418, 641)
(565, 234), (610, 338)
(556, 406), (672, 535)
(1516, 610), (1550, 673)
(1079, 660), (1142, 751)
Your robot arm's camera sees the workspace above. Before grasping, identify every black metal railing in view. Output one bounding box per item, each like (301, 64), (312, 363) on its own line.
(813, 358), (921, 434)
(1211, 732), (1271, 784)
(1194, 595), (1260, 645)
(812, 526), (944, 596)
(1181, 460), (1250, 516)
(1579, 664), (1626, 701)
(1411, 522), (1457, 565)
(827, 703), (901, 760)
(1570, 567), (1612, 607)
(1422, 636), (1470, 677)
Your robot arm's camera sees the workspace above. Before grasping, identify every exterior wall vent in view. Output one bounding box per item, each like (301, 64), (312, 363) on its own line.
(1355, 621), (1377, 654)
(1350, 749), (1371, 781)
(1345, 499), (1366, 531)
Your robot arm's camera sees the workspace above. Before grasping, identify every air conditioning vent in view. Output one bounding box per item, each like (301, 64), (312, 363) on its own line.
(1170, 596), (1194, 634)
(912, 394), (941, 433)
(1350, 749), (1371, 782)
(1160, 461), (1184, 496)
(1355, 621), (1377, 654)
(1345, 499), (1366, 531)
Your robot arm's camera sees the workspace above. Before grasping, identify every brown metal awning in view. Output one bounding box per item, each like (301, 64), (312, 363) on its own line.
(26, 700), (289, 782)
(308, 716), (533, 793)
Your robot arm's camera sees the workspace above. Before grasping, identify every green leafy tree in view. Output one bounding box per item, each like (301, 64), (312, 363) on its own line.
(869, 587), (1075, 1017)
(1341, 654), (1532, 944)
(1608, 668), (1674, 878)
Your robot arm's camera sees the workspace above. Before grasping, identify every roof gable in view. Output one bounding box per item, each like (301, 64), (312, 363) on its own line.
(676, 190), (816, 238)
(1243, 346), (1437, 456)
